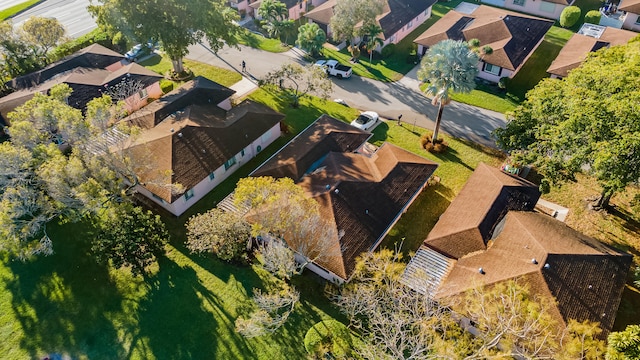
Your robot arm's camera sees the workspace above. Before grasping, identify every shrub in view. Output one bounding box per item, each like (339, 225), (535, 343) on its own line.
(560, 6), (581, 28)
(584, 10), (602, 24)
(381, 43), (396, 58)
(304, 320), (352, 358)
(159, 79), (174, 94)
(498, 76), (509, 90)
(49, 28), (114, 61)
(420, 131), (448, 153)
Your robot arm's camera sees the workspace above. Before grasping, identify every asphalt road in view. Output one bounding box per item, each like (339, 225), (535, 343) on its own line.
(11, 0), (97, 39)
(187, 42), (507, 149)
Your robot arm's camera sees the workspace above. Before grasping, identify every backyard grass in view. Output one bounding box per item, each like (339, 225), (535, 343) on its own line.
(0, 0), (42, 20)
(139, 54), (242, 88)
(507, 26), (574, 101)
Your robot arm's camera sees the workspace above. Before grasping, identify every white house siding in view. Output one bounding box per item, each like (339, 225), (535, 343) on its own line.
(305, 262), (345, 284)
(622, 13), (640, 31)
(477, 63), (513, 82)
(497, 0), (565, 19)
(140, 123), (282, 216)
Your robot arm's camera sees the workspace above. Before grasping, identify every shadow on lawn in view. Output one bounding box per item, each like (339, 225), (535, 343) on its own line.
(4, 221), (129, 359)
(130, 256), (253, 359)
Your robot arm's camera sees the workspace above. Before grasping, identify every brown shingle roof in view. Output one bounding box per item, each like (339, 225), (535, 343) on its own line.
(304, 0), (336, 24)
(121, 76), (235, 130)
(548, 27), (637, 77)
(299, 143), (438, 279)
(252, 115), (438, 279)
(436, 211), (631, 334)
(126, 90), (284, 203)
(425, 163), (540, 259)
(0, 63), (161, 126)
(251, 114), (372, 180)
(414, 5), (553, 70)
(619, 0), (640, 13)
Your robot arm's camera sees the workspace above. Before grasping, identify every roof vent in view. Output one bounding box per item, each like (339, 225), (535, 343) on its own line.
(334, 189), (339, 194)
(170, 128), (174, 132)
(531, 258), (538, 264)
(544, 263), (550, 269)
(325, 184), (331, 190)
(365, 209), (369, 215)
(588, 284), (593, 289)
(478, 268), (485, 275)
(202, 149), (206, 153)
(178, 132), (183, 137)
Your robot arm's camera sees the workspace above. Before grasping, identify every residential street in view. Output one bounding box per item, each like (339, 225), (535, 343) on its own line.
(11, 0), (97, 39)
(187, 42), (507, 149)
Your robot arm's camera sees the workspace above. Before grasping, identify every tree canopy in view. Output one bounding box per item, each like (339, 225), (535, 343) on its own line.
(185, 208), (251, 262)
(417, 39), (479, 142)
(494, 38), (640, 208)
(296, 23), (326, 57)
(260, 63), (332, 108)
(0, 84), (164, 264)
(329, 0), (385, 43)
(88, 0), (240, 73)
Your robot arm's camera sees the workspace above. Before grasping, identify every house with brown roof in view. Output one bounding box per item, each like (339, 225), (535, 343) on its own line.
(247, 0), (328, 21)
(548, 24), (637, 78)
(304, 0), (437, 48)
(0, 44), (163, 127)
(481, 0), (574, 20)
(251, 114), (439, 282)
(618, 0), (640, 31)
(122, 76), (284, 216)
(414, 3), (553, 83)
(402, 163), (631, 335)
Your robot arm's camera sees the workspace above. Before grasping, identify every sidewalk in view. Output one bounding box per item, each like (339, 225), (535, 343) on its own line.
(230, 75), (259, 100)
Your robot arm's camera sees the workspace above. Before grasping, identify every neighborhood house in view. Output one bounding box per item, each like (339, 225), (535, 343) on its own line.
(548, 23), (637, 78)
(250, 115), (439, 282)
(121, 76), (285, 216)
(304, 0), (437, 49)
(402, 163), (631, 335)
(481, 0), (574, 19)
(0, 44), (162, 127)
(414, 3), (553, 83)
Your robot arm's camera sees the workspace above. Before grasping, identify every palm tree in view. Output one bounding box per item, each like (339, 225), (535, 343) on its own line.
(296, 23), (327, 57)
(359, 23), (384, 63)
(417, 39), (479, 143)
(258, 0), (288, 23)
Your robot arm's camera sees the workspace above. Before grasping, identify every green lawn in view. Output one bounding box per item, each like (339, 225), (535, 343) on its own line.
(0, 0), (42, 20)
(236, 29), (291, 53)
(507, 26), (574, 102)
(139, 54), (242, 91)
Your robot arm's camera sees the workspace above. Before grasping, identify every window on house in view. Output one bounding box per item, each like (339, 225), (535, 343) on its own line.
(224, 156), (237, 170)
(184, 188), (194, 201)
(261, 132), (272, 143)
(635, 15), (640, 24)
(483, 62), (501, 76)
(407, 20), (413, 29)
(209, 172), (215, 181)
(513, 0), (525, 6)
(539, 1), (556, 12)
(241, 148), (245, 157)
(138, 88), (148, 99)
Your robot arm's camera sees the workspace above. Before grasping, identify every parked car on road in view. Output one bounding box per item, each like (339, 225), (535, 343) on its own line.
(350, 111), (379, 130)
(314, 59), (352, 79)
(125, 43), (154, 62)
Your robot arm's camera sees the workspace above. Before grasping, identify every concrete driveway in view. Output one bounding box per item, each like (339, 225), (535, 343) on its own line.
(187, 42), (506, 149)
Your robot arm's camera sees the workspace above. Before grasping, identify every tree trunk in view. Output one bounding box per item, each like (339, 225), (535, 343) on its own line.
(593, 190), (612, 209)
(171, 57), (184, 74)
(432, 100), (445, 142)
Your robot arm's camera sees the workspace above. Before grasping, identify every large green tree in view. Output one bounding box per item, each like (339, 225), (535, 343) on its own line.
(0, 20), (41, 80)
(329, 0), (385, 45)
(296, 23), (326, 57)
(417, 39), (479, 142)
(607, 325), (640, 359)
(260, 63), (332, 108)
(185, 208), (252, 263)
(494, 38), (640, 208)
(88, 0), (240, 73)
(0, 85), (165, 263)
(21, 16), (66, 58)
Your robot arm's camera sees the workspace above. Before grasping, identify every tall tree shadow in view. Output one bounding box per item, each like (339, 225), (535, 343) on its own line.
(3, 221), (129, 359)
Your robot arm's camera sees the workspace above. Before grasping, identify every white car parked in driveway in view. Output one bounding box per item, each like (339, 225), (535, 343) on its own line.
(350, 111), (379, 130)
